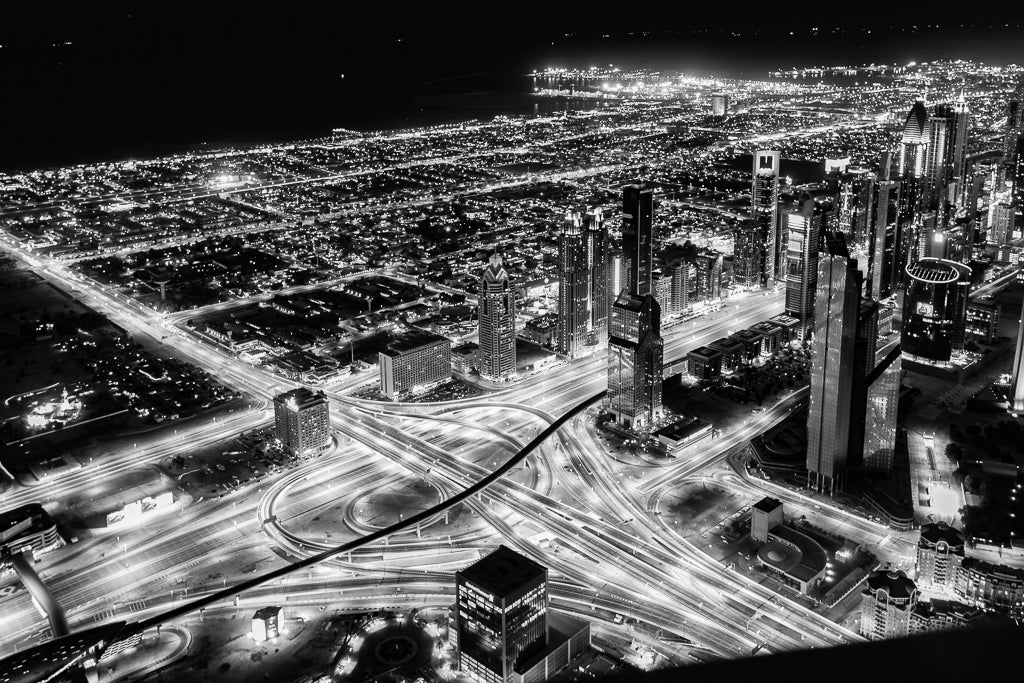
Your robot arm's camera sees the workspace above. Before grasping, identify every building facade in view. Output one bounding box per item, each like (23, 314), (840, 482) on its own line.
(556, 213), (589, 358)
(455, 546), (549, 683)
(478, 254), (517, 382)
(901, 258), (971, 366)
(860, 570), (919, 640)
(378, 331), (452, 400)
(916, 522), (966, 591)
(751, 150), (781, 282)
(273, 388), (331, 457)
(784, 194), (822, 339)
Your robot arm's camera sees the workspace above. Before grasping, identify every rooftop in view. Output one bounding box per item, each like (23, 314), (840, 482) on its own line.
(0, 503), (56, 545)
(919, 521), (966, 551)
(273, 387), (327, 408)
(753, 497), (783, 514)
(383, 330), (449, 355)
(865, 570), (917, 600)
(458, 545), (547, 597)
(686, 346), (722, 361)
(253, 606), (282, 620)
(655, 416), (712, 442)
(759, 524), (827, 583)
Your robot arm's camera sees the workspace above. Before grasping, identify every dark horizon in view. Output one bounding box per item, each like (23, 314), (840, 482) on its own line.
(3, 6), (1024, 171)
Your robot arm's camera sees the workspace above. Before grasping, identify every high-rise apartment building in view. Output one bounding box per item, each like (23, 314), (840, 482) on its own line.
(478, 254), (517, 382)
(860, 570), (919, 640)
(916, 522), (967, 592)
(455, 546), (548, 683)
(733, 219), (764, 289)
(556, 212), (588, 358)
(273, 388), (331, 457)
(695, 250), (722, 301)
(584, 209), (609, 346)
(784, 194), (822, 339)
(899, 99), (930, 181)
(607, 185), (664, 431)
(378, 331), (452, 400)
(751, 150), (781, 283)
(711, 93), (728, 117)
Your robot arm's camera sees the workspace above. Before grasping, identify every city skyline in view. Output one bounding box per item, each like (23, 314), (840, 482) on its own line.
(2, 17), (1024, 683)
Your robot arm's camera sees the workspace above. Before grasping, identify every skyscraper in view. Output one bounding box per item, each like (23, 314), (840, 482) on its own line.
(273, 388), (331, 457)
(869, 179), (900, 300)
(455, 546), (548, 683)
(733, 219), (764, 289)
(950, 93), (970, 194)
(863, 344), (902, 473)
(836, 168), (875, 247)
(806, 234), (862, 493)
(478, 254), (517, 382)
(556, 213), (588, 358)
(621, 184), (654, 296)
(711, 93), (728, 118)
(902, 258), (971, 367)
(899, 99), (930, 181)
(607, 185), (663, 431)
(916, 522), (967, 592)
(751, 150), (781, 283)
(584, 209), (609, 346)
(784, 194), (822, 340)
(1011, 307), (1024, 412)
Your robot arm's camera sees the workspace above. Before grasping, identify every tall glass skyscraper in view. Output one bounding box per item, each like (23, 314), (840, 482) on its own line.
(556, 213), (588, 358)
(1010, 310), (1024, 412)
(807, 234), (862, 493)
(733, 219), (764, 289)
(784, 194), (823, 340)
(607, 185), (663, 431)
(901, 258), (971, 366)
(478, 254), (517, 381)
(584, 209), (609, 346)
(870, 179), (900, 300)
(751, 150), (781, 283)
(455, 546), (548, 683)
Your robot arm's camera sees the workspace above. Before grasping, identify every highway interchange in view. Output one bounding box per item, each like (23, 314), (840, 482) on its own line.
(0, 227), (929, 673)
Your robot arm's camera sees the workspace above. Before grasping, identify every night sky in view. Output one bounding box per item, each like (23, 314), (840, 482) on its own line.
(3, 3), (1024, 171)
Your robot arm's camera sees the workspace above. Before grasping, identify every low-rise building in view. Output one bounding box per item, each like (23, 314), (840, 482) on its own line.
(953, 558), (1024, 618)
(686, 346), (722, 380)
(708, 336), (746, 372)
(729, 329), (765, 362)
(654, 417), (713, 454)
(749, 497), (826, 594)
(0, 503), (63, 562)
(524, 314), (557, 347)
(252, 606), (283, 642)
(767, 313), (802, 342)
(747, 321), (785, 354)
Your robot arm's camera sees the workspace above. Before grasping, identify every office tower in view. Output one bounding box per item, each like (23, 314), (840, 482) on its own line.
(950, 93), (970, 193)
(621, 184), (654, 295)
(836, 168), (875, 246)
(870, 179), (900, 300)
(733, 219), (764, 288)
(378, 331), (452, 400)
(806, 234), (862, 493)
(695, 250), (722, 301)
(863, 346), (901, 472)
(988, 202), (1014, 245)
(455, 546), (548, 683)
(478, 253), (517, 382)
(784, 194), (822, 339)
(902, 258), (971, 366)
(916, 522), (966, 592)
(1011, 308), (1024, 412)
(584, 209), (609, 346)
(667, 259), (692, 315)
(1014, 137), (1024, 211)
(1003, 99), (1021, 166)
(273, 388), (331, 457)
(607, 185), (664, 431)
(556, 212), (588, 357)
(860, 570), (919, 640)
(899, 99), (929, 181)
(609, 250), (624, 299)
(750, 497), (783, 543)
(751, 150), (781, 283)
(711, 93), (728, 117)
(924, 104), (954, 209)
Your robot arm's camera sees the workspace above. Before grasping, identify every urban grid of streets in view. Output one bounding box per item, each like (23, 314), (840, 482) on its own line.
(2, 66), (989, 670)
